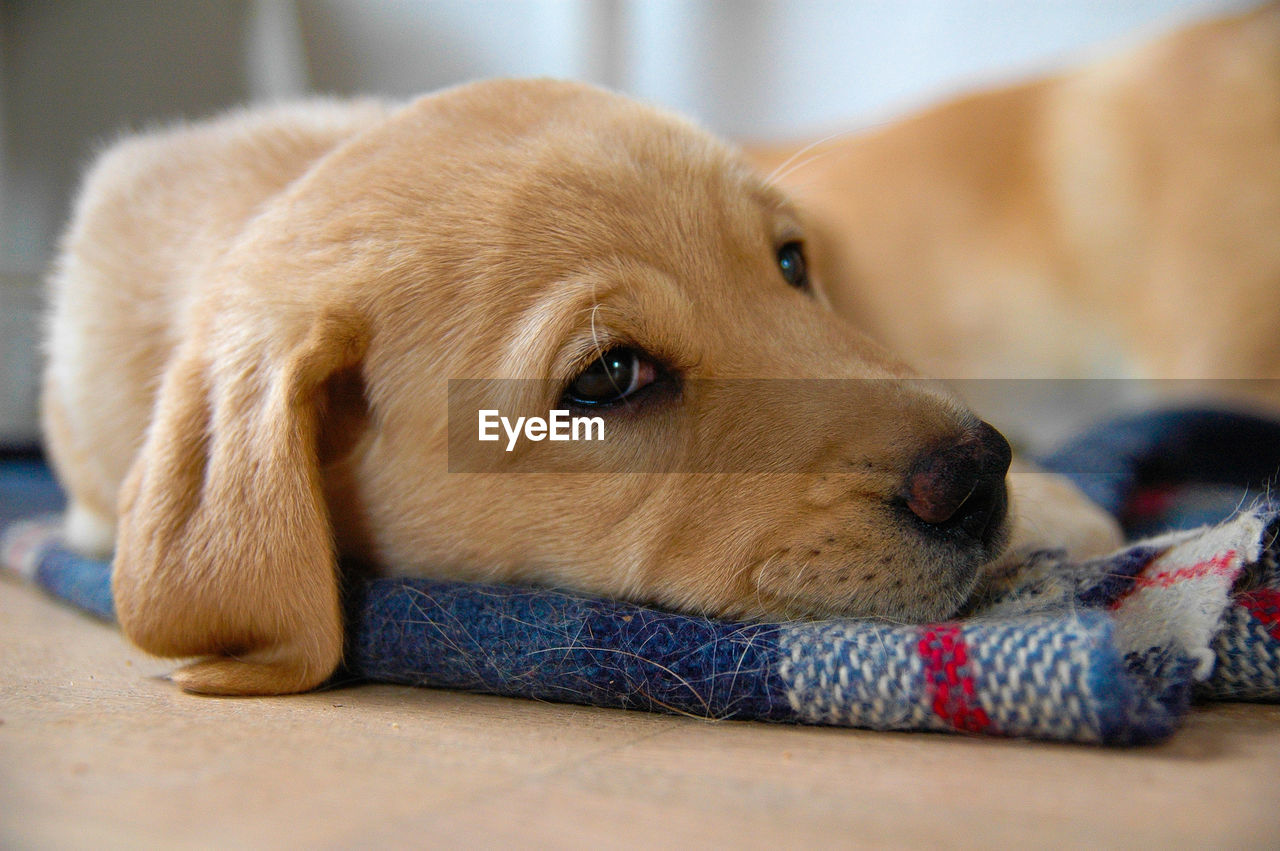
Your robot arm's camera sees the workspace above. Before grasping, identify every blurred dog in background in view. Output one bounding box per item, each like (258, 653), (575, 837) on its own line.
(747, 2), (1280, 444)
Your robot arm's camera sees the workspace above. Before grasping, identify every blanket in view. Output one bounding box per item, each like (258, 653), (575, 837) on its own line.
(3, 408), (1279, 745)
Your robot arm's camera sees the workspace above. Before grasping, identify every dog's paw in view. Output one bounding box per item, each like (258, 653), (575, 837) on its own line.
(170, 656), (331, 696)
(1003, 458), (1123, 563)
(63, 502), (116, 559)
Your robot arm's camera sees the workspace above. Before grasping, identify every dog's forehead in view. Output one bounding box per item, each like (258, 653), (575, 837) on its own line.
(386, 79), (786, 238)
(321, 82), (801, 359)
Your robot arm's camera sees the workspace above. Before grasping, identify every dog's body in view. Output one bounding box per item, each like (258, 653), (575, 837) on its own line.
(746, 2), (1280, 423)
(44, 80), (1118, 696)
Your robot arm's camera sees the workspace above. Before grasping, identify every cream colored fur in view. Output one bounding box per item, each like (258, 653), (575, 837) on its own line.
(44, 79), (1116, 696)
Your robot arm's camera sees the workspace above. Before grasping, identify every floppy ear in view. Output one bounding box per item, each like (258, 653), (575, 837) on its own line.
(113, 305), (368, 695)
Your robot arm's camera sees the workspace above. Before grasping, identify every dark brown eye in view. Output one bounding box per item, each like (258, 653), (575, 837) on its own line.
(565, 347), (659, 406)
(777, 241), (808, 290)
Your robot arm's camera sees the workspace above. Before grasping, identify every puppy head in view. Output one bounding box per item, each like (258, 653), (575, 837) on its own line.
(114, 80), (1010, 695)
(338, 80), (1010, 617)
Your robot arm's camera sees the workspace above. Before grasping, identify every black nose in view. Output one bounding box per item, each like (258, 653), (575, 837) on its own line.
(902, 421), (1012, 543)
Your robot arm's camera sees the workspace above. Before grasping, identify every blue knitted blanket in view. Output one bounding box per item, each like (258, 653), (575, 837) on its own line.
(4, 409), (1279, 745)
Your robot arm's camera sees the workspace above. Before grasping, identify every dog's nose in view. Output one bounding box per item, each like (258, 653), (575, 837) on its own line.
(903, 421), (1012, 542)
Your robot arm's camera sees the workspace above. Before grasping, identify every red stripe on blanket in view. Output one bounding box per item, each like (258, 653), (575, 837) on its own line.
(1239, 588), (1280, 642)
(1123, 485), (1177, 519)
(1109, 551), (1239, 610)
(918, 625), (990, 734)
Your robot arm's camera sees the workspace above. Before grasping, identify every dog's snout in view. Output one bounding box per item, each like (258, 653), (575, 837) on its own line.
(903, 421), (1012, 542)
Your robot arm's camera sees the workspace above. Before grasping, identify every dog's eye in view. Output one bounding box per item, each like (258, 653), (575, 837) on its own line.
(565, 347), (658, 406)
(777, 241), (809, 290)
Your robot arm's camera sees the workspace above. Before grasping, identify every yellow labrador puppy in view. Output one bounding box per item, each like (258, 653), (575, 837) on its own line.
(746, 3), (1280, 413)
(43, 79), (1117, 696)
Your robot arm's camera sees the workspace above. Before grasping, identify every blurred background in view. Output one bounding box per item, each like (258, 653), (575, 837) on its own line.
(0, 0), (1245, 445)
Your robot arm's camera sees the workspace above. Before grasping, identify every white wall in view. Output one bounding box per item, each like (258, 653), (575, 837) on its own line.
(286, 0), (1241, 137)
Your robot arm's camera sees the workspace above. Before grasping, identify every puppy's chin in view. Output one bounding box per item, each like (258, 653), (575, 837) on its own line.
(733, 511), (1011, 624)
(747, 559), (980, 624)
